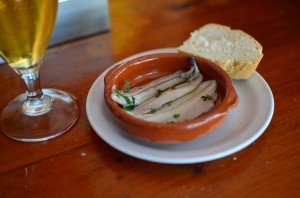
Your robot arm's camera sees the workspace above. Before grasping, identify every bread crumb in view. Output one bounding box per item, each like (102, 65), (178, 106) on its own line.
(81, 152), (87, 157)
(233, 157), (237, 160)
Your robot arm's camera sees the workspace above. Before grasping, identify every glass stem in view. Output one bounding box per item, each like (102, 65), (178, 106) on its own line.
(14, 63), (53, 116)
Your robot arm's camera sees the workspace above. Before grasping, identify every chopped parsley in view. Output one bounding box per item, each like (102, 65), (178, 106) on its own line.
(201, 95), (212, 101)
(149, 109), (157, 114)
(123, 96), (131, 104)
(155, 89), (163, 98)
(165, 101), (172, 107)
(173, 114), (180, 119)
(114, 89), (121, 97)
(123, 105), (135, 111)
(125, 80), (130, 90)
(114, 89), (136, 111)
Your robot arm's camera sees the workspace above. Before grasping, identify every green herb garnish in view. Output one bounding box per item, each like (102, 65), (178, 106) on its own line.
(114, 89), (121, 98)
(123, 96), (136, 111)
(201, 95), (212, 101)
(173, 114), (180, 119)
(125, 80), (130, 90)
(148, 109), (156, 114)
(165, 101), (172, 107)
(123, 96), (131, 104)
(155, 89), (163, 98)
(123, 105), (135, 111)
(114, 89), (136, 111)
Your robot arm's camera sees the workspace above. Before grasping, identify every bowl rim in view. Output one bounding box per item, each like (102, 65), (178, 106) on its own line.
(104, 52), (238, 133)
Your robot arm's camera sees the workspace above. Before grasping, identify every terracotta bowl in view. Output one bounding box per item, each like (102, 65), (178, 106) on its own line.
(104, 53), (239, 143)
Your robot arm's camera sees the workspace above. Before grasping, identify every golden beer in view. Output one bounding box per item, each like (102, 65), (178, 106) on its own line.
(0, 0), (58, 68)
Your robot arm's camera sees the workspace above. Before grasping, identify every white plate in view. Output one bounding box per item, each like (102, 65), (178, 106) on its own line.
(86, 48), (274, 164)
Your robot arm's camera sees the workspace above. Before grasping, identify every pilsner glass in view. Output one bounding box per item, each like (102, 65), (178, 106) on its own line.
(0, 0), (79, 142)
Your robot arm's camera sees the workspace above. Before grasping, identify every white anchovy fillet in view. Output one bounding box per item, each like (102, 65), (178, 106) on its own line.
(123, 70), (183, 96)
(111, 62), (199, 106)
(140, 80), (218, 123)
(132, 80), (215, 118)
(131, 74), (203, 115)
(111, 57), (218, 123)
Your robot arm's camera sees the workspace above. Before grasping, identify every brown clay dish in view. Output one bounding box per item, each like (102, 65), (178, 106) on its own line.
(104, 53), (239, 143)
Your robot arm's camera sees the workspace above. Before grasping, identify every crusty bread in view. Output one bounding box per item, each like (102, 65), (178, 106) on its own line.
(178, 23), (263, 79)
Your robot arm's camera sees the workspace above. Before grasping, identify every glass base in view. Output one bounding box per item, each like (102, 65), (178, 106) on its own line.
(1, 89), (79, 142)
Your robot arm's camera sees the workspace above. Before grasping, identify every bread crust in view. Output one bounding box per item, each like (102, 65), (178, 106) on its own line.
(178, 23), (263, 79)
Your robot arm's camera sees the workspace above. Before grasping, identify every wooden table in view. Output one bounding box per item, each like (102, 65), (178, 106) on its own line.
(0, 0), (299, 197)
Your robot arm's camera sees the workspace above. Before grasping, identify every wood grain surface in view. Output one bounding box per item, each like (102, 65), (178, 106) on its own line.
(0, 0), (299, 197)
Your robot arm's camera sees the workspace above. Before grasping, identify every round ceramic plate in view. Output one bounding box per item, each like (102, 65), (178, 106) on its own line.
(86, 48), (274, 164)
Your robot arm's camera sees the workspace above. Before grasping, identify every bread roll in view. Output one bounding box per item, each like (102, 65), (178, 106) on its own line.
(178, 23), (263, 79)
